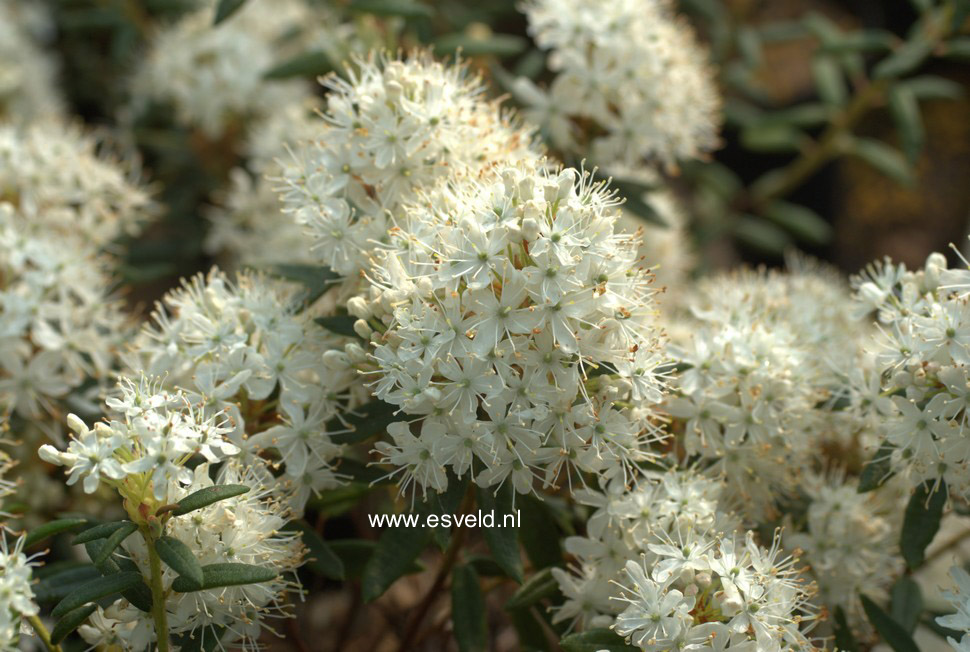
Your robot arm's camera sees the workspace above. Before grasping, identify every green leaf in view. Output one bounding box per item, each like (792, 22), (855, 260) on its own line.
(762, 201), (833, 246)
(740, 123), (804, 152)
(519, 496), (562, 570)
(476, 483), (522, 583)
(52, 572), (144, 618)
(173, 484), (250, 516)
(330, 539), (380, 580)
(33, 565), (103, 603)
(81, 540), (153, 612)
(505, 568), (558, 610)
(155, 536), (204, 589)
(900, 481), (946, 569)
(329, 400), (399, 445)
(561, 628), (639, 652)
(945, 37), (970, 61)
(858, 442), (897, 492)
(361, 510), (431, 601)
(610, 178), (667, 227)
(73, 521), (129, 545)
(91, 522), (138, 565)
(285, 521), (345, 580)
(314, 315), (361, 339)
(861, 594), (920, 652)
(875, 36), (934, 78)
(452, 564), (487, 652)
(812, 55), (847, 105)
(348, 0), (432, 18)
(833, 606), (859, 652)
(733, 216), (793, 255)
(50, 603), (98, 645)
(213, 0), (247, 24)
(901, 75), (964, 100)
(427, 472), (470, 550)
(890, 576), (924, 634)
(264, 51), (334, 80)
(172, 625), (227, 652)
(820, 30), (896, 53)
(434, 33), (527, 58)
(24, 518), (88, 548)
(171, 563), (278, 592)
(465, 554), (506, 578)
(510, 607), (551, 651)
(848, 139), (913, 186)
(761, 103), (833, 128)
(888, 85), (924, 163)
(266, 264), (341, 306)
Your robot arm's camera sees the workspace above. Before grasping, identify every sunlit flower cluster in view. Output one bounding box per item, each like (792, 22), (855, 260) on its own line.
(517, 0), (721, 169)
(365, 165), (668, 496)
(280, 50), (540, 281)
(0, 533), (40, 651)
(852, 249), (970, 499)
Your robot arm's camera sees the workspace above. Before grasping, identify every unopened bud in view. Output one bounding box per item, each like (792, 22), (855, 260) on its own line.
(353, 318), (373, 339)
(347, 296), (371, 319)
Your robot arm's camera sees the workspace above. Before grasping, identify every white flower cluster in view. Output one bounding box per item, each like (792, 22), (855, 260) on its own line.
(132, 0), (321, 138)
(517, 0), (721, 169)
(0, 203), (130, 420)
(206, 101), (326, 267)
(666, 267), (869, 517)
(552, 470), (737, 628)
(279, 50), (540, 280)
(79, 461), (304, 652)
(852, 250), (970, 498)
(938, 565), (970, 652)
(38, 377), (239, 499)
(0, 533), (40, 651)
(124, 269), (363, 513)
(0, 0), (62, 122)
(0, 122), (151, 248)
(365, 165), (667, 496)
(784, 472), (903, 630)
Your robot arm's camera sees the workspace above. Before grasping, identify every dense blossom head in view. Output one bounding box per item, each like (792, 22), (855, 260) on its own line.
(123, 269), (363, 514)
(517, 0), (721, 169)
(0, 122), (152, 248)
(0, 203), (131, 420)
(665, 266), (870, 518)
(0, 533), (40, 650)
(76, 459), (304, 651)
(132, 0), (327, 138)
(363, 165), (667, 496)
(0, 0), (62, 122)
(279, 50), (541, 279)
(851, 249), (970, 499)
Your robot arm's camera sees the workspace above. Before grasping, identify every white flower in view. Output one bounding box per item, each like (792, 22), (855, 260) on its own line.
(0, 0), (62, 122)
(938, 566), (970, 652)
(0, 533), (40, 651)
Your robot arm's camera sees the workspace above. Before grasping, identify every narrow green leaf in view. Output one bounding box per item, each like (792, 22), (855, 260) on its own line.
(33, 565), (103, 603)
(861, 594), (920, 652)
(361, 512), (431, 601)
(762, 200), (833, 246)
(329, 400), (399, 445)
(890, 576), (924, 634)
(900, 481), (946, 568)
(858, 442), (897, 492)
(740, 123), (804, 152)
(901, 75), (964, 100)
(519, 496), (562, 570)
(820, 30), (896, 53)
(476, 483), (522, 583)
(733, 215), (793, 256)
(173, 484), (250, 516)
(465, 555), (505, 578)
(812, 55), (847, 105)
(314, 315), (360, 339)
(434, 33), (527, 58)
(82, 541), (153, 613)
(610, 178), (667, 227)
(264, 51), (334, 80)
(285, 521), (345, 580)
(171, 563), (278, 592)
(945, 37), (970, 61)
(92, 522), (138, 565)
(848, 139), (913, 186)
(452, 564), (487, 652)
(875, 37), (933, 78)
(329, 539), (378, 580)
(510, 607), (551, 651)
(50, 603), (98, 645)
(761, 103), (833, 127)
(428, 472), (470, 550)
(155, 536), (204, 589)
(505, 568), (558, 610)
(266, 264), (341, 306)
(24, 518), (88, 548)
(213, 0), (247, 24)
(834, 606), (859, 652)
(561, 628), (639, 652)
(888, 85), (924, 163)
(349, 0), (432, 18)
(73, 521), (128, 545)
(52, 571), (144, 618)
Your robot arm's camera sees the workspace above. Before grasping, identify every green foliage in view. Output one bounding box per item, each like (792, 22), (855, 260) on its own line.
(505, 568), (558, 610)
(858, 442), (897, 492)
(361, 511), (432, 601)
(560, 629), (639, 652)
(172, 484), (250, 516)
(91, 521), (138, 565)
(52, 571), (145, 618)
(24, 518), (88, 548)
(328, 400), (400, 445)
(155, 536), (205, 589)
(475, 483), (523, 582)
(900, 481), (947, 569)
(171, 563), (278, 592)
(214, 0), (248, 24)
(862, 594), (921, 652)
(452, 564), (488, 652)
(890, 576), (924, 634)
(285, 521), (345, 580)
(51, 604), (99, 645)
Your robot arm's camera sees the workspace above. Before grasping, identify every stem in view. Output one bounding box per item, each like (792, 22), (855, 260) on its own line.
(26, 614), (61, 652)
(143, 529), (171, 652)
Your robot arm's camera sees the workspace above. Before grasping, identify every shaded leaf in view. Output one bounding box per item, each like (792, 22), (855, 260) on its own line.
(861, 594), (920, 652)
(314, 315), (360, 339)
(349, 0), (432, 18)
(73, 521), (128, 545)
(155, 536), (204, 589)
(812, 55), (847, 105)
(762, 201), (833, 246)
(172, 563), (278, 592)
(834, 606), (859, 652)
(901, 75), (964, 100)
(33, 565), (103, 603)
(329, 400), (398, 445)
(733, 215), (794, 255)
(561, 628), (639, 652)
(91, 521), (138, 565)
(434, 33), (527, 58)
(519, 495), (562, 570)
(848, 139), (913, 186)
(505, 568), (558, 610)
(888, 85), (924, 163)
(452, 564), (487, 652)
(213, 0), (247, 24)
(900, 480), (946, 569)
(264, 51), (333, 80)
(361, 512), (431, 601)
(476, 483), (522, 582)
(285, 521), (345, 580)
(52, 572), (144, 618)
(890, 576), (924, 634)
(266, 264), (341, 306)
(50, 604), (98, 645)
(740, 123), (803, 152)
(24, 518), (88, 548)
(875, 36), (933, 78)
(173, 484), (250, 516)
(173, 625), (226, 652)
